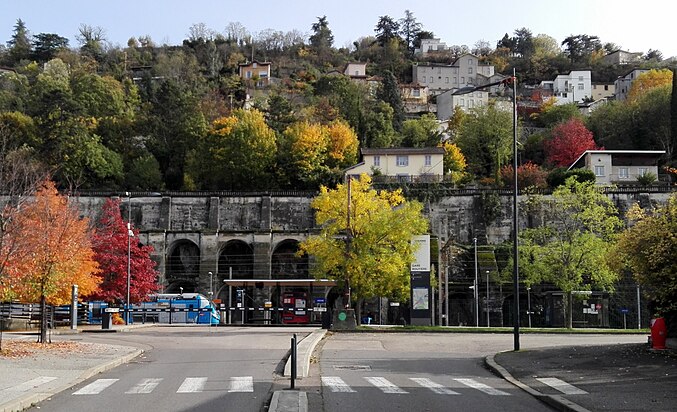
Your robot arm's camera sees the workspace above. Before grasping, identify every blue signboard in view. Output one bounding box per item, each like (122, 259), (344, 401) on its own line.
(315, 298), (326, 304)
(620, 308), (629, 314)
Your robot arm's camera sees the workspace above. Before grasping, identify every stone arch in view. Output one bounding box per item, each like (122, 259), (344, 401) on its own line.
(271, 239), (309, 279)
(166, 239), (200, 293)
(218, 240), (254, 279)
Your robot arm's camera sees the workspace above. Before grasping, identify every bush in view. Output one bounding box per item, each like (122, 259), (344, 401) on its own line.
(547, 168), (596, 188)
(637, 172), (657, 186)
(500, 162), (548, 189)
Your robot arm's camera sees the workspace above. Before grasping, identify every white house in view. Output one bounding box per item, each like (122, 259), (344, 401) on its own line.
(344, 62), (367, 79)
(436, 88), (489, 119)
(414, 38), (448, 56)
(602, 50), (642, 65)
(614, 69), (649, 101)
(568, 150), (665, 185)
(344, 147), (445, 181)
(539, 70), (592, 105)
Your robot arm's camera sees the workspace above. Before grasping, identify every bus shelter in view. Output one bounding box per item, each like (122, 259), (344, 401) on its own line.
(222, 278), (337, 325)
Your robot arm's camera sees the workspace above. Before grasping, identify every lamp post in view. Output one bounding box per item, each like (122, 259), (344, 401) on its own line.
(473, 237), (479, 327)
(452, 71), (520, 349)
(126, 192), (133, 325)
(486, 270), (490, 327)
(527, 286), (532, 328)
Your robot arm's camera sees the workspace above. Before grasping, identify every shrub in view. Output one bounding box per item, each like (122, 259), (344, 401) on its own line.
(637, 172), (657, 186)
(547, 168), (596, 188)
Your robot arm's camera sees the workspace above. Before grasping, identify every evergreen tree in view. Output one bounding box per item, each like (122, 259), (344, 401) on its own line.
(374, 15), (401, 47)
(399, 10), (422, 56)
(7, 19), (32, 66)
(309, 16), (333, 53)
(376, 70), (404, 132)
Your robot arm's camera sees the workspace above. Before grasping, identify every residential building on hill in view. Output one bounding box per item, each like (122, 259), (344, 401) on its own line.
(344, 62), (367, 79)
(602, 50), (642, 65)
(436, 89), (489, 119)
(238, 60), (271, 88)
(400, 83), (433, 116)
(614, 69), (649, 101)
(344, 147), (445, 181)
(539, 70), (592, 105)
(568, 150), (665, 185)
(591, 83), (615, 100)
(414, 38), (448, 56)
(412, 54), (496, 96)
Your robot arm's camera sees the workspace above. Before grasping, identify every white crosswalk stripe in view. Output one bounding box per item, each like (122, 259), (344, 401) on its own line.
(13, 376), (58, 392)
(322, 376), (356, 393)
(365, 377), (408, 394)
(410, 378), (459, 395)
(536, 377), (588, 395)
(229, 376), (254, 393)
(126, 378), (163, 394)
(73, 379), (119, 395)
(454, 378), (510, 396)
(177, 377), (208, 393)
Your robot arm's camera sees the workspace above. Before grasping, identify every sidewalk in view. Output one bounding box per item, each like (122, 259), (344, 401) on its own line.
(488, 341), (677, 412)
(0, 324), (150, 412)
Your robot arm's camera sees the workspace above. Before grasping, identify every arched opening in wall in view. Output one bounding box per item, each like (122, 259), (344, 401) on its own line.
(218, 240), (253, 279)
(271, 240), (309, 280)
(166, 240), (200, 293)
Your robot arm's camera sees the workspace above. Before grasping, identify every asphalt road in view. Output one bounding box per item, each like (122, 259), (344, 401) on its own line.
(26, 326), (310, 412)
(310, 332), (647, 412)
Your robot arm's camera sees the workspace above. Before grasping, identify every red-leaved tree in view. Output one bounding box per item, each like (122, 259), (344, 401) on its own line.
(500, 162), (548, 189)
(88, 198), (159, 304)
(544, 118), (602, 167)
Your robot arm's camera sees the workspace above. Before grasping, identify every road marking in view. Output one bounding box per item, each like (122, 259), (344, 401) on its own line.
(126, 378), (163, 394)
(229, 376), (254, 392)
(13, 376), (58, 392)
(177, 377), (208, 393)
(322, 376), (356, 393)
(73, 379), (119, 395)
(536, 377), (588, 395)
(365, 377), (408, 394)
(410, 378), (459, 395)
(454, 378), (510, 396)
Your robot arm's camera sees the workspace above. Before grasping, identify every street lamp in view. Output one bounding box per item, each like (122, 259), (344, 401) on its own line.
(453, 70), (520, 349)
(527, 286), (532, 328)
(208, 271), (214, 300)
(486, 270), (490, 327)
(473, 237), (479, 327)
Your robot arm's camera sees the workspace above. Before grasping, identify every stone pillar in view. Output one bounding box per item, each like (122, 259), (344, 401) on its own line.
(158, 197), (172, 230)
(199, 232), (220, 298)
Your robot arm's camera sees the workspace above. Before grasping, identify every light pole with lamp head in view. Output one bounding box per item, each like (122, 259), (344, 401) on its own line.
(452, 70), (520, 349)
(126, 192), (133, 325)
(473, 237), (479, 327)
(486, 270), (490, 327)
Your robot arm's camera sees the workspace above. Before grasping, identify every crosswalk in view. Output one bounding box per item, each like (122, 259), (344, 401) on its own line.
(322, 376), (510, 396)
(72, 376), (255, 395)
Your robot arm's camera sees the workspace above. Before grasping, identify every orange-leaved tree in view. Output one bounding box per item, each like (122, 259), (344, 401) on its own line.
(89, 198), (159, 304)
(4, 180), (100, 343)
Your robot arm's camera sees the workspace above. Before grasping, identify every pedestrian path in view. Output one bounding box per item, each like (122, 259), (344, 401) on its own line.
(62, 376), (254, 395)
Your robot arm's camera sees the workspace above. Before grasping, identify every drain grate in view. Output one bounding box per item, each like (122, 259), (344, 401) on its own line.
(333, 365), (372, 371)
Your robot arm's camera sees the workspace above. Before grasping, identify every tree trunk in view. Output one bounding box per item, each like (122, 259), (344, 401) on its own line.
(39, 294), (47, 343)
(355, 298), (364, 326)
(565, 291), (573, 329)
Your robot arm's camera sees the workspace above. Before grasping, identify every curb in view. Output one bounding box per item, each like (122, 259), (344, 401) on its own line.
(1, 347), (143, 412)
(284, 329), (327, 378)
(485, 352), (591, 412)
(269, 390), (308, 412)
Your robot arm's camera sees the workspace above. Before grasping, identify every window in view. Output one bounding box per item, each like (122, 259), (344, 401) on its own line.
(604, 85), (609, 91)
(374, 156), (380, 167)
(595, 165), (605, 176)
(638, 167), (648, 176)
(412, 89), (420, 97)
(246, 70), (252, 79)
(468, 59), (473, 65)
(354, 70), (359, 76)
(253, 63), (257, 68)
(578, 83), (584, 90)
(619, 167), (629, 178)
(396, 155), (409, 167)
(453, 68), (458, 74)
(424, 155), (432, 166)
(445, 77), (449, 83)
(453, 77), (457, 84)
(460, 98), (465, 106)
(429, 76), (433, 83)
(468, 67), (473, 74)
(578, 75), (584, 81)
(468, 100), (474, 108)
(421, 77), (426, 83)
(461, 77), (465, 84)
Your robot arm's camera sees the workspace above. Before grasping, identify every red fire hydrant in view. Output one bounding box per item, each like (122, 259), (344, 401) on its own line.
(650, 317), (667, 350)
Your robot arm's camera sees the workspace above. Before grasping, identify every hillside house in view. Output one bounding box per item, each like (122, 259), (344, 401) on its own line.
(400, 83), (432, 115)
(602, 50), (642, 65)
(412, 54), (496, 96)
(436, 88), (489, 119)
(568, 150), (665, 185)
(614, 69), (649, 101)
(414, 38), (448, 56)
(238, 61), (271, 88)
(539, 70), (592, 105)
(345, 147), (445, 182)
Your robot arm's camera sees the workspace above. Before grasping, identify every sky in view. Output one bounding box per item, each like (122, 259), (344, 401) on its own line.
(2, 0), (677, 59)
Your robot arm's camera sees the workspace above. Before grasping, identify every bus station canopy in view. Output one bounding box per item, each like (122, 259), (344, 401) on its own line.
(223, 278), (337, 287)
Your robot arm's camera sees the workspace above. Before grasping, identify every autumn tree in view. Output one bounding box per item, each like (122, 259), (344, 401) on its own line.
(627, 69), (673, 102)
(89, 198), (159, 305)
(440, 141), (467, 185)
(518, 178), (623, 328)
(544, 118), (601, 167)
(610, 195), (677, 319)
(298, 174), (428, 321)
(500, 162), (548, 189)
(2, 181), (100, 342)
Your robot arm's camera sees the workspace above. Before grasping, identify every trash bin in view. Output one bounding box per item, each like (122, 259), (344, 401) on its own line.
(650, 317), (667, 349)
(321, 310), (331, 329)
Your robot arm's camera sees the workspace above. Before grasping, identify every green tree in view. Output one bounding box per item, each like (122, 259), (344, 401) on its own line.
(32, 33), (69, 62)
(456, 104), (514, 183)
(362, 102), (397, 148)
(376, 70), (405, 131)
(6, 19), (32, 66)
(401, 113), (441, 147)
(518, 178), (623, 328)
(298, 174), (428, 318)
(309, 16), (334, 55)
(610, 195), (677, 316)
(374, 15), (401, 47)
(399, 10), (422, 56)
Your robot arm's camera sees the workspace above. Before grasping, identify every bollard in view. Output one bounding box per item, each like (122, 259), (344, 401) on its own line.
(290, 333), (297, 389)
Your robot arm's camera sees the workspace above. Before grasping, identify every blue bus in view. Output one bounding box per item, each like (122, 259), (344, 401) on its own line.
(131, 293), (220, 325)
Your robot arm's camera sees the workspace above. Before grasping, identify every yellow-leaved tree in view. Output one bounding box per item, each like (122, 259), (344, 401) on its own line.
(628, 69), (673, 102)
(298, 174), (428, 320)
(4, 180), (100, 342)
(440, 141), (467, 185)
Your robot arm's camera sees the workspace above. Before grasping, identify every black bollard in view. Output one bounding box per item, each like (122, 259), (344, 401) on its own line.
(290, 333), (297, 389)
